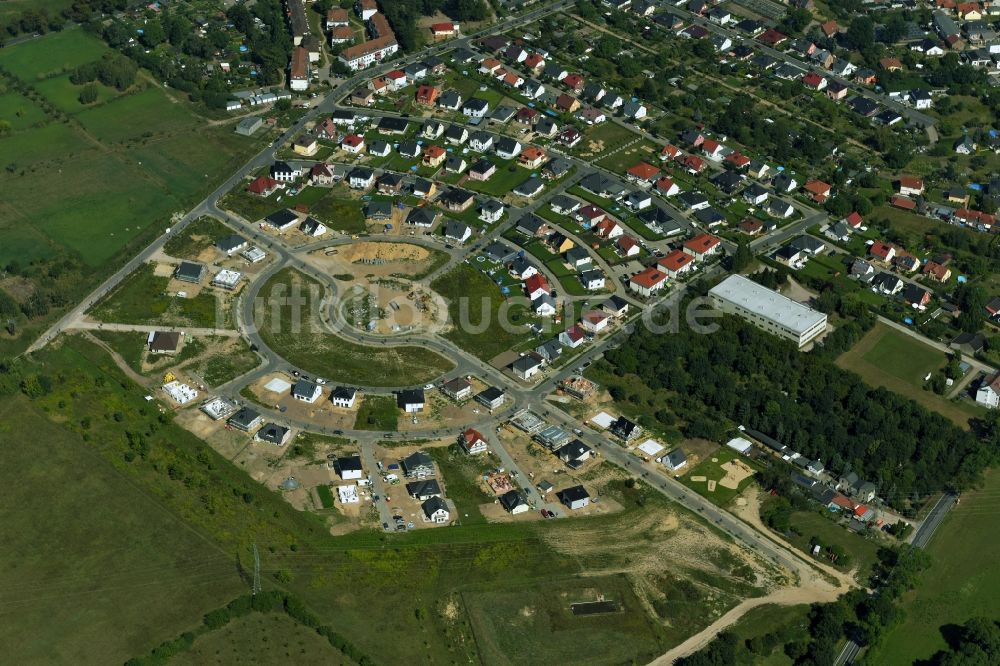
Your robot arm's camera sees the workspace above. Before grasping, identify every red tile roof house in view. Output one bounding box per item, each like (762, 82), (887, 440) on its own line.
(682, 154), (705, 174)
(869, 240), (896, 262)
(952, 208), (996, 229)
(580, 310), (611, 334)
(802, 72), (827, 91)
(725, 151), (750, 169)
(616, 234), (641, 257)
(657, 249), (695, 278)
(655, 176), (680, 197)
(562, 73), (585, 92)
(627, 162), (660, 185)
(661, 143), (681, 161)
(629, 266), (668, 297)
(890, 195), (917, 211)
(593, 217), (623, 239)
(430, 22), (460, 40)
(738, 218), (763, 235)
(422, 144), (447, 167)
(803, 179), (832, 203)
(524, 273), (551, 300)
(897, 176), (925, 197)
(682, 233), (722, 260)
(923, 260), (952, 282)
(523, 53), (545, 73)
(701, 139), (725, 161)
(758, 28), (788, 46)
(248, 176), (281, 197)
(555, 94), (581, 113)
(459, 428), (488, 454)
(415, 85), (440, 106)
(559, 325), (587, 348)
(843, 211), (864, 229)
(341, 133), (365, 154)
(518, 146), (547, 169)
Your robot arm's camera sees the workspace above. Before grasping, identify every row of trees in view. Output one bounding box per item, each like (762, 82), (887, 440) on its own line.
(382, 0), (488, 51)
(602, 307), (996, 507)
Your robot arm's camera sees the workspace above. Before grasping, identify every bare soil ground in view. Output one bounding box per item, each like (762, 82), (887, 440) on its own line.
(245, 371), (360, 430)
(397, 385), (491, 432)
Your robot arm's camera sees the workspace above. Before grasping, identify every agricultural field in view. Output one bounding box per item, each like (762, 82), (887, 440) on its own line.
(836, 322), (983, 428)
(870, 468), (1000, 664)
(431, 263), (536, 362)
(0, 395), (243, 664)
(0, 28), (262, 355)
(255, 269), (454, 386)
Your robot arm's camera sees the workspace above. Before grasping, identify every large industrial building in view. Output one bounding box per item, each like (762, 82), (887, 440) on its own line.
(708, 275), (828, 348)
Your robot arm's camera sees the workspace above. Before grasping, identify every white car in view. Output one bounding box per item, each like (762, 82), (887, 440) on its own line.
(423, 384), (435, 390)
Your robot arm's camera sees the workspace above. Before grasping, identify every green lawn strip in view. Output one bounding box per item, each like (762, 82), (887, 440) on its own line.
(353, 394), (399, 431)
(89, 263), (227, 329)
(315, 484), (336, 509)
(255, 268), (453, 386)
(431, 263), (536, 361)
(428, 446), (495, 525)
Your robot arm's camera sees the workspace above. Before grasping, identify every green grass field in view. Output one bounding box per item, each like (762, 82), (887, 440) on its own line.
(188, 338), (261, 387)
(353, 394), (399, 431)
(870, 468), (1000, 664)
(836, 322), (983, 428)
(255, 269), (454, 386)
(89, 263), (226, 329)
(76, 86), (200, 143)
(221, 185), (366, 233)
(0, 91), (48, 129)
(0, 28), (107, 80)
(33, 74), (120, 113)
(780, 508), (882, 579)
(431, 263), (535, 362)
(0, 395), (243, 663)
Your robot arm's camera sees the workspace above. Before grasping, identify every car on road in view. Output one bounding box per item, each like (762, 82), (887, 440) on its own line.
(382, 522), (389, 530)
(316, 377), (327, 385)
(423, 384), (435, 390)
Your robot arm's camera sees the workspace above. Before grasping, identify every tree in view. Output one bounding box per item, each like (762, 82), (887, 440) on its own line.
(730, 239), (753, 273)
(78, 82), (99, 105)
(140, 19), (165, 47)
(846, 16), (875, 51)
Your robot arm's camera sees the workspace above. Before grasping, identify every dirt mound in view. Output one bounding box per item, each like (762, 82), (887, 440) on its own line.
(339, 242), (430, 264)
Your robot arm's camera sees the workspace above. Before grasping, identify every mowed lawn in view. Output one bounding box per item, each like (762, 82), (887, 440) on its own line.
(836, 322), (982, 428)
(0, 397), (243, 663)
(869, 468), (1000, 664)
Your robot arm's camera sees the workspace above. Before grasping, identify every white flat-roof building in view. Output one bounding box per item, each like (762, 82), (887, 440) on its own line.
(708, 275), (828, 348)
(242, 246), (267, 263)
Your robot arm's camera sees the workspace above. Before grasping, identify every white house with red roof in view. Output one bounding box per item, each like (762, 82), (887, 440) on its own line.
(524, 274), (551, 301)
(580, 310), (610, 334)
(655, 177), (680, 197)
(559, 325), (587, 348)
(842, 211), (864, 229)
(248, 175), (281, 197)
(869, 240), (896, 262)
(616, 235), (641, 257)
(660, 144), (680, 161)
(626, 162), (660, 186)
(629, 266), (668, 297)
(342, 134), (365, 154)
(459, 428), (488, 454)
(385, 69), (407, 91)
(430, 22), (460, 39)
(701, 139), (726, 161)
(657, 249), (696, 278)
(593, 217), (624, 238)
(682, 234), (722, 260)
(576, 205), (607, 226)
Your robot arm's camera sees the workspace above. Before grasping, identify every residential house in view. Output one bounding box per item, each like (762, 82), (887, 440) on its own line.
(559, 485), (590, 510)
(397, 390), (426, 414)
(422, 497), (450, 524)
(330, 386), (357, 409)
(629, 266), (668, 296)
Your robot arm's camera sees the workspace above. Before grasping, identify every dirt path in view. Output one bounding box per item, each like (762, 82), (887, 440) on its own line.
(647, 584), (842, 665)
(79, 331), (154, 389)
